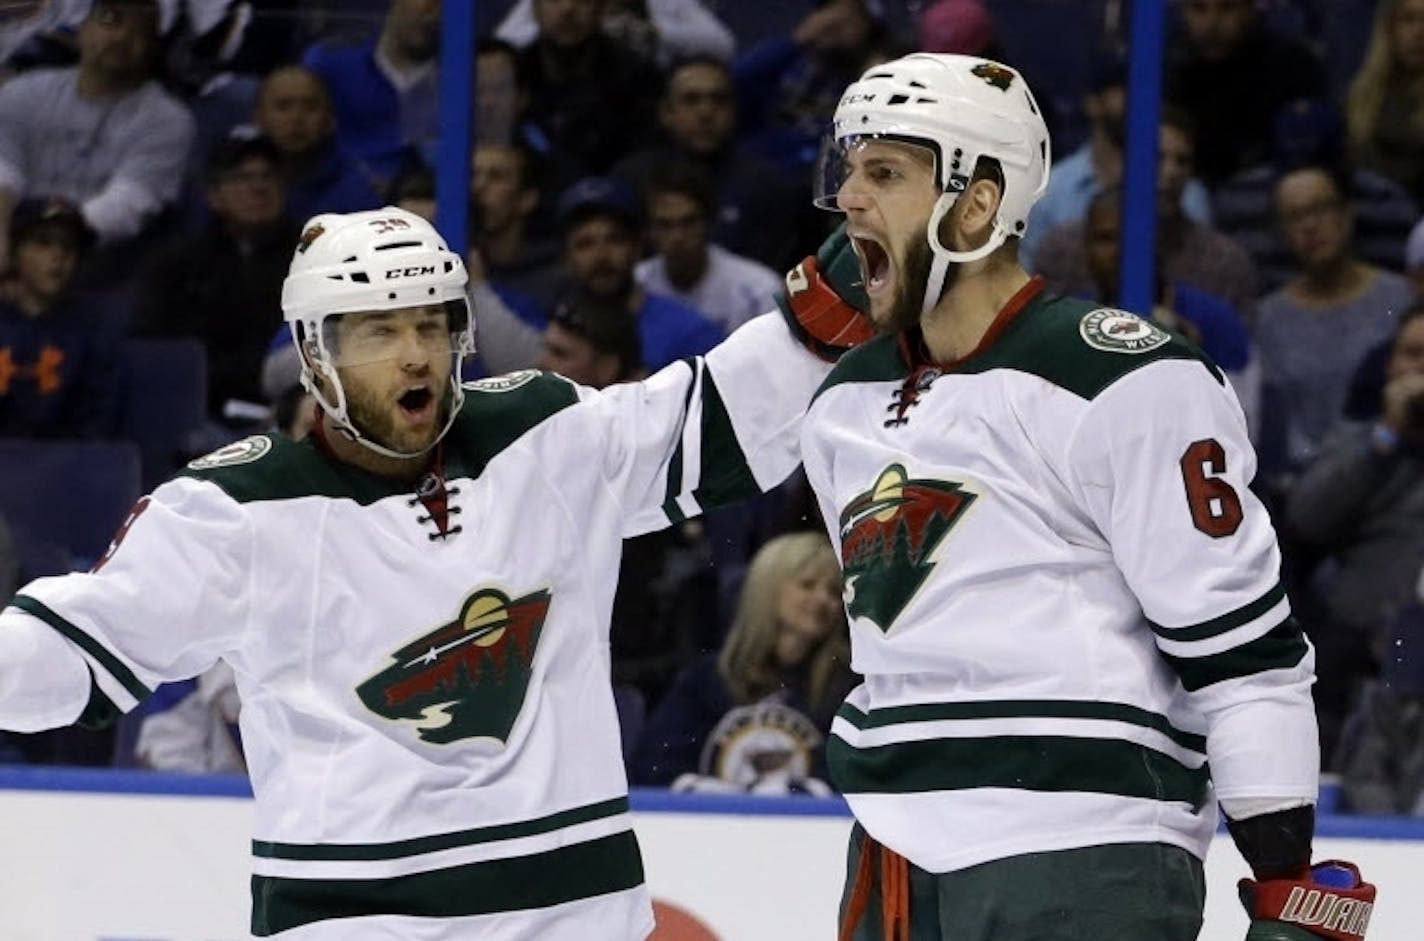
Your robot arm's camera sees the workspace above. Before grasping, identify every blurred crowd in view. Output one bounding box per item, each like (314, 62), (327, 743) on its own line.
(2, 0), (1424, 817)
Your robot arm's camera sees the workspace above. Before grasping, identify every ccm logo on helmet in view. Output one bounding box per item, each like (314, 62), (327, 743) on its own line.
(386, 265), (438, 279)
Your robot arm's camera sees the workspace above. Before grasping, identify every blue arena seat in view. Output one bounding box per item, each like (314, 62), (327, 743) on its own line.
(118, 338), (208, 490)
(0, 438), (143, 573)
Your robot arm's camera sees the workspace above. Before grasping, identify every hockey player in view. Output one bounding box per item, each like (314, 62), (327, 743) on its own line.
(804, 54), (1378, 941)
(0, 206), (870, 939)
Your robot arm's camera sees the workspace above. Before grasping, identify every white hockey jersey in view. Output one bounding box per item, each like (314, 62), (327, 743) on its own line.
(802, 280), (1319, 874)
(0, 313), (826, 939)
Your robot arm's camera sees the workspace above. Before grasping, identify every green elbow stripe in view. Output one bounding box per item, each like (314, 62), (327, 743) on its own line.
(251, 830), (645, 936)
(691, 371), (759, 509)
(660, 361), (700, 523)
(1161, 619), (1308, 692)
(1148, 582), (1287, 642)
(10, 594), (150, 702)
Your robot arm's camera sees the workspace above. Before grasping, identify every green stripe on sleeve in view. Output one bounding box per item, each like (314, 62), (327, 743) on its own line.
(253, 797), (629, 861)
(251, 830), (645, 936)
(1161, 619), (1308, 692)
(659, 362), (700, 523)
(828, 734), (1209, 808)
(690, 371), (759, 509)
(1148, 582), (1287, 642)
(10, 594), (151, 701)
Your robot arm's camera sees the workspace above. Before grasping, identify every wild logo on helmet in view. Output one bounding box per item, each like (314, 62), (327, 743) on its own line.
(839, 464), (977, 631)
(296, 221), (325, 253)
(969, 61), (1016, 91)
(357, 586), (552, 745)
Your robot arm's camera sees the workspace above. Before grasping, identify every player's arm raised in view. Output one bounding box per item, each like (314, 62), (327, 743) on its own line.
(580, 226), (872, 537)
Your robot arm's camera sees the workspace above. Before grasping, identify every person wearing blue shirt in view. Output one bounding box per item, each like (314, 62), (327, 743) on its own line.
(554, 177), (723, 371)
(1022, 52), (1213, 269)
(0, 199), (120, 440)
(254, 65), (383, 222)
(300, 0), (440, 187)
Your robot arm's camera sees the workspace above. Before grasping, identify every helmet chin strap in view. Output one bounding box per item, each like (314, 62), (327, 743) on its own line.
(918, 190), (1012, 318)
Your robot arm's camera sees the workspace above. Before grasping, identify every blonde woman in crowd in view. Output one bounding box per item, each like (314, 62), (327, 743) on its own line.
(631, 531), (856, 794)
(1348, 0), (1424, 200)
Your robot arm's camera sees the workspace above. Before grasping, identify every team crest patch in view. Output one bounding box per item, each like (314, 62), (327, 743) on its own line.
(700, 701), (824, 791)
(357, 586), (552, 745)
(186, 436), (272, 470)
(464, 369), (540, 393)
(1079, 308), (1172, 354)
(839, 465), (978, 632)
(970, 61), (1016, 91)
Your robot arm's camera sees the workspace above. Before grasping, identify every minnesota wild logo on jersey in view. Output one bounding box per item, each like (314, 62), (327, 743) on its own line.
(839, 465), (977, 631)
(357, 586), (552, 745)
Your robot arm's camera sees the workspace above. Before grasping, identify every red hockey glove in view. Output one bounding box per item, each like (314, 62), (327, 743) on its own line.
(1239, 861), (1376, 941)
(776, 224), (874, 362)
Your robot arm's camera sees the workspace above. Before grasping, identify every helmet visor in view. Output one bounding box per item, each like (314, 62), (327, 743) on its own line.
(812, 135), (944, 212)
(320, 298), (471, 369)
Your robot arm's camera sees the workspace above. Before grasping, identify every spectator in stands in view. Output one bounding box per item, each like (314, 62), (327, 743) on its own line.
(302, 0), (439, 187)
(1213, 99), (1419, 294)
(635, 162), (782, 336)
(516, 0), (662, 179)
(537, 291), (643, 387)
(476, 38), (522, 148)
(253, 64), (383, 223)
(496, 0), (736, 63)
(0, 198), (120, 439)
(1034, 107), (1260, 320)
(614, 55), (807, 270)
(1022, 50), (1213, 269)
(630, 531), (853, 793)
(1338, 595), (1424, 814)
(1347, 0), (1424, 203)
(1257, 164), (1413, 476)
(556, 175), (723, 371)
(1165, 0), (1326, 187)
(1287, 304), (1424, 767)
(1080, 187), (1258, 427)
(0, 0), (194, 268)
(472, 140), (560, 307)
(734, 0), (885, 177)
(133, 132), (298, 435)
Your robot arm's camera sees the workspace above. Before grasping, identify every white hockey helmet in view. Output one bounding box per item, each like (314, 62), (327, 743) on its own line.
(815, 54), (1051, 315)
(281, 206), (474, 459)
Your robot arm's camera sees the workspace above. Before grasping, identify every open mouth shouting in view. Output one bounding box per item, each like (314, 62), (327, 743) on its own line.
(851, 233), (892, 298)
(397, 384), (438, 424)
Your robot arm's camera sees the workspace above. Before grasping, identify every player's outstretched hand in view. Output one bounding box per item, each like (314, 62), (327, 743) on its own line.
(1238, 860), (1375, 941)
(776, 223), (874, 362)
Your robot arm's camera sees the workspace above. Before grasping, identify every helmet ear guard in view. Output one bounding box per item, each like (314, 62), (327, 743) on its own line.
(280, 207), (475, 459)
